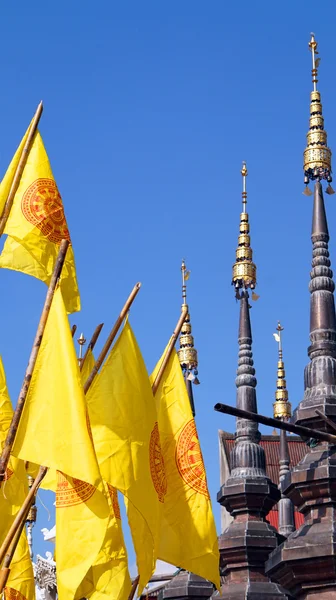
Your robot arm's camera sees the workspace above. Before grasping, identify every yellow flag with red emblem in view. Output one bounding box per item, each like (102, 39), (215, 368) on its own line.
(11, 288), (109, 600)
(150, 350), (220, 589)
(0, 357), (35, 600)
(79, 351), (132, 600)
(86, 321), (162, 593)
(0, 127), (80, 313)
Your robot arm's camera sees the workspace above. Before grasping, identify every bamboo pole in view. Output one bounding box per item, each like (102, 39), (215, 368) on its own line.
(0, 102), (43, 237)
(80, 322), (104, 371)
(71, 324), (77, 338)
(151, 306), (188, 395)
(214, 403), (336, 444)
(0, 497), (31, 593)
(0, 239), (70, 480)
(128, 575), (140, 600)
(83, 283), (141, 394)
(0, 466), (47, 567)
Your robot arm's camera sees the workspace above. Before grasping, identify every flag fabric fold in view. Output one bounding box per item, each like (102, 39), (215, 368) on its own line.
(150, 350), (220, 589)
(12, 288), (109, 600)
(0, 128), (80, 313)
(0, 357), (35, 600)
(86, 321), (162, 593)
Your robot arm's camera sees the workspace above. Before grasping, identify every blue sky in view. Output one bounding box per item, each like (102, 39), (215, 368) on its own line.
(0, 0), (336, 573)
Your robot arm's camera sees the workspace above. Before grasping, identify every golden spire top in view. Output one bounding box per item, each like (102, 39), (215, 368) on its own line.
(303, 34), (333, 194)
(273, 322), (292, 421)
(232, 162), (257, 294)
(177, 260), (199, 383)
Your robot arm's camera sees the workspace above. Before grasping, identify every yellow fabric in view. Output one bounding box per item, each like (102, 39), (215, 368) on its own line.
(12, 288), (109, 600)
(81, 347), (96, 386)
(86, 321), (161, 593)
(78, 482), (132, 600)
(0, 130), (80, 313)
(0, 357), (35, 600)
(150, 350), (220, 589)
(0, 122), (30, 216)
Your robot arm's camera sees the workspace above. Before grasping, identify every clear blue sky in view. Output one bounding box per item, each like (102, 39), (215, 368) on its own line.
(0, 0), (336, 571)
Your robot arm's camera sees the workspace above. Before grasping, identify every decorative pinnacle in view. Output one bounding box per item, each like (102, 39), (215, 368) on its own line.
(303, 34), (333, 190)
(232, 162), (257, 293)
(77, 332), (86, 360)
(177, 260), (199, 382)
(273, 322), (292, 420)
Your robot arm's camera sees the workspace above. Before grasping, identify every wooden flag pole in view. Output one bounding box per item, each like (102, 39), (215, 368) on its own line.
(71, 324), (77, 338)
(83, 282), (141, 394)
(0, 239), (70, 480)
(151, 306), (188, 395)
(0, 101), (43, 237)
(0, 466), (47, 569)
(0, 495), (33, 593)
(80, 322), (104, 371)
(127, 575), (140, 600)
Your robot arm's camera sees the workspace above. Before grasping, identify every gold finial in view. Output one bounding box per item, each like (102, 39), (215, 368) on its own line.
(77, 332), (86, 361)
(232, 162), (257, 294)
(177, 260), (199, 382)
(303, 34), (333, 192)
(273, 322), (292, 421)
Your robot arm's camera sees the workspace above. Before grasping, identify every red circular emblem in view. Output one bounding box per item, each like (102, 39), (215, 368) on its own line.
(21, 178), (70, 244)
(55, 471), (95, 507)
(175, 419), (209, 498)
(149, 422), (167, 503)
(5, 588), (27, 600)
(107, 483), (121, 519)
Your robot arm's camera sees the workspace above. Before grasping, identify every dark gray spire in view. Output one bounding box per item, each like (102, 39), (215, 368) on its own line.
(278, 429), (295, 538)
(230, 291), (265, 478)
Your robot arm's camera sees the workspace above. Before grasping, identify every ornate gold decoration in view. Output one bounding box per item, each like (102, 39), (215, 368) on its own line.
(232, 162), (257, 292)
(175, 419), (210, 498)
(303, 34), (332, 187)
(177, 260), (199, 374)
(273, 322), (292, 420)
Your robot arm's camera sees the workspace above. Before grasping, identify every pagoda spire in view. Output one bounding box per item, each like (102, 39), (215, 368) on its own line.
(266, 35), (336, 598)
(303, 34), (334, 195)
(217, 165), (291, 600)
(273, 322), (295, 538)
(177, 260), (199, 416)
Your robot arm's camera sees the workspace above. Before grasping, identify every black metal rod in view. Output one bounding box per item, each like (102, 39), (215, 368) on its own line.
(214, 403), (336, 444)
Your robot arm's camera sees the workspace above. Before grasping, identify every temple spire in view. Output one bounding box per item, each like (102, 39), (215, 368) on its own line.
(303, 34), (334, 195)
(217, 165), (289, 600)
(232, 162), (257, 294)
(273, 322), (294, 537)
(177, 260), (199, 416)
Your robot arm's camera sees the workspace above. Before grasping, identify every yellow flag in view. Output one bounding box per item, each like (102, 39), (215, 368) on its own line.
(0, 357), (35, 600)
(79, 351), (132, 600)
(150, 350), (220, 589)
(78, 483), (132, 600)
(0, 128), (80, 313)
(12, 288), (109, 600)
(86, 321), (162, 593)
(80, 347), (95, 386)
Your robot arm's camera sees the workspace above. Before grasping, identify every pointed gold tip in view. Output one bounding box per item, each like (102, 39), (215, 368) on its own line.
(232, 163), (256, 292)
(178, 260), (198, 374)
(273, 321), (292, 420)
(303, 34), (332, 184)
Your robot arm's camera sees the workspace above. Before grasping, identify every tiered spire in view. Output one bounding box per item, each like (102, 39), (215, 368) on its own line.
(273, 323), (294, 538)
(273, 322), (292, 421)
(232, 162), (257, 294)
(217, 166), (290, 600)
(177, 260), (199, 416)
(266, 35), (336, 597)
(303, 34), (334, 194)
